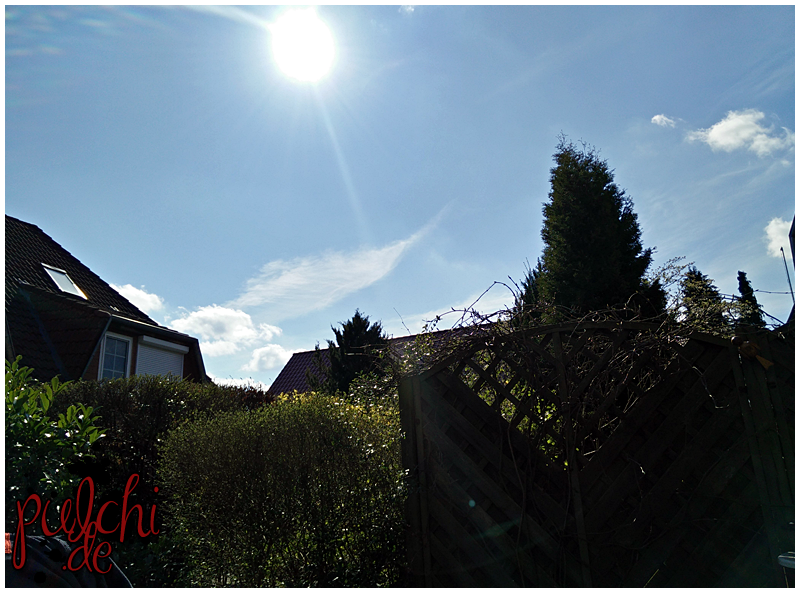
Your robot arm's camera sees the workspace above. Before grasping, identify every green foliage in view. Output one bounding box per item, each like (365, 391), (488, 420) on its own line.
(308, 309), (389, 397)
(52, 375), (273, 492)
(679, 266), (731, 336)
(647, 262), (771, 337)
(736, 271), (766, 329)
(646, 255), (693, 316)
(511, 259), (546, 327)
(5, 357), (104, 531)
(48, 375), (274, 587)
(158, 391), (406, 587)
(536, 136), (665, 319)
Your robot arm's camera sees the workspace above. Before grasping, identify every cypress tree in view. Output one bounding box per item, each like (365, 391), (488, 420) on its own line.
(736, 271), (766, 328)
(511, 259), (544, 327)
(307, 310), (388, 396)
(538, 137), (663, 317)
(679, 266), (730, 335)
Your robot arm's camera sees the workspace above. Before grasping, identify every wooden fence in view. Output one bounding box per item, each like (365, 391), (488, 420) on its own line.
(399, 321), (794, 587)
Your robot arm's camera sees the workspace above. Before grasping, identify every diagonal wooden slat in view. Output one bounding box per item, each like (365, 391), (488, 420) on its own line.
(400, 322), (793, 588)
(422, 373), (569, 527)
(427, 496), (520, 587)
(584, 346), (733, 534)
(426, 453), (548, 587)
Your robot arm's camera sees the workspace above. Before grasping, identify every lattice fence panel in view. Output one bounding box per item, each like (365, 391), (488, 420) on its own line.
(400, 322), (794, 587)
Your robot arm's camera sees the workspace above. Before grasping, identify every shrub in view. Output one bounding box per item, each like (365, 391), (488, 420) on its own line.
(5, 357), (104, 532)
(47, 375), (274, 586)
(53, 376), (274, 496)
(158, 391), (407, 587)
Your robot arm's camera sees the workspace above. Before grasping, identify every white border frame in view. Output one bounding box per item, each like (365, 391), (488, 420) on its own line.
(98, 332), (133, 380)
(42, 263), (87, 299)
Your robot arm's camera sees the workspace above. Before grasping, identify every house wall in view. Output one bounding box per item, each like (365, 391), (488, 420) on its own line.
(82, 329), (139, 381)
(82, 348), (100, 380)
(83, 331), (201, 382)
(181, 351), (202, 382)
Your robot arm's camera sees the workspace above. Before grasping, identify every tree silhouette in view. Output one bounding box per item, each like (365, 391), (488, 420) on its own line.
(307, 310), (388, 396)
(536, 136), (664, 319)
(679, 266), (730, 335)
(736, 270), (766, 329)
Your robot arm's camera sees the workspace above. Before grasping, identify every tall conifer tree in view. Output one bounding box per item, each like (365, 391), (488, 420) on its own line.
(537, 137), (664, 317)
(736, 270), (766, 328)
(679, 266), (730, 335)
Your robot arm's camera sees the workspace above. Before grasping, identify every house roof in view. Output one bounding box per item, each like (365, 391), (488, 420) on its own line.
(6, 216), (155, 324)
(267, 349), (329, 396)
(266, 329), (463, 396)
(5, 215), (206, 382)
(7, 285), (112, 381)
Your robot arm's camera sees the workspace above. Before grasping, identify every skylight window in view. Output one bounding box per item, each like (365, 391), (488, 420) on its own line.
(43, 264), (87, 299)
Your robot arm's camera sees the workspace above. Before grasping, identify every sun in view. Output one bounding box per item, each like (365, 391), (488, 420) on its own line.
(269, 8), (335, 82)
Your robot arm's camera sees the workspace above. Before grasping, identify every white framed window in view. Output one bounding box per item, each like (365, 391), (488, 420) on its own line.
(99, 333), (132, 380)
(42, 264), (87, 299)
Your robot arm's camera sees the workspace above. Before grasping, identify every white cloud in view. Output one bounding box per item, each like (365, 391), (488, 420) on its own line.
(111, 284), (164, 314)
(230, 220), (437, 319)
(399, 5), (415, 14)
(169, 304), (282, 357)
(764, 217), (793, 258)
(199, 340), (241, 357)
(651, 114), (676, 128)
(687, 109), (795, 157)
(207, 374), (271, 392)
(241, 344), (295, 373)
(257, 323), (283, 341)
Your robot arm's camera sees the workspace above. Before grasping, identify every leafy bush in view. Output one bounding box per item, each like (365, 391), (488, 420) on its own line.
(53, 376), (274, 495)
(5, 356), (104, 531)
(47, 375), (275, 586)
(158, 391), (406, 587)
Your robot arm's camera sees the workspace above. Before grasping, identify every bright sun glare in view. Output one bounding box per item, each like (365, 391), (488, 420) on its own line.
(270, 9), (335, 82)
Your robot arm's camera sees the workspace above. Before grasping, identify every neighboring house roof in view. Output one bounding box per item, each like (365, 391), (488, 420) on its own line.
(267, 349), (329, 396)
(266, 329), (462, 396)
(5, 215), (206, 382)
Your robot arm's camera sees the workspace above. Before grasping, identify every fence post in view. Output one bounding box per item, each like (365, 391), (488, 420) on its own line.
(729, 341), (790, 587)
(399, 375), (432, 586)
(554, 330), (593, 587)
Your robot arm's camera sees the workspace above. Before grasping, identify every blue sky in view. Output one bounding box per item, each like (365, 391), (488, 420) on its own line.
(6, 5), (795, 387)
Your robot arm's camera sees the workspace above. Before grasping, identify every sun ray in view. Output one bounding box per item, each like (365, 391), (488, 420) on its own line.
(314, 89), (372, 245)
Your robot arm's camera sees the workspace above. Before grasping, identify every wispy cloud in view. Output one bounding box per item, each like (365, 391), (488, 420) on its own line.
(399, 6), (415, 15)
(181, 5), (267, 29)
(687, 109), (795, 157)
(764, 217), (793, 258)
(230, 211), (446, 319)
(651, 114), (676, 128)
(169, 304), (282, 357)
(111, 283), (164, 315)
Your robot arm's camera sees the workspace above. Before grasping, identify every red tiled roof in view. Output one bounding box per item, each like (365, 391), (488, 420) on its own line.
(267, 349), (329, 396)
(266, 329), (465, 396)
